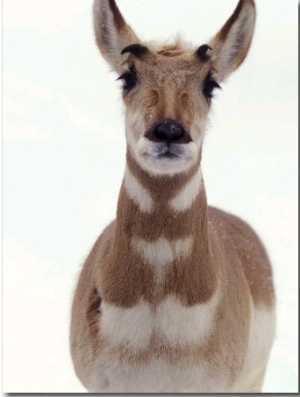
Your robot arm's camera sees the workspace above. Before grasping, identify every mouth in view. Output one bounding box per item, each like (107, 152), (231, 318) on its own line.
(150, 143), (185, 160)
(135, 137), (197, 175)
(158, 151), (178, 159)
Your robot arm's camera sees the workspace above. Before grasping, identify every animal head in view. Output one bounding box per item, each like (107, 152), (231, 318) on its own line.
(93, 0), (256, 176)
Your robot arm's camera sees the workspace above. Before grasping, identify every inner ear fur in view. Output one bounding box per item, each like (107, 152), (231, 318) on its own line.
(93, 0), (141, 72)
(208, 0), (256, 82)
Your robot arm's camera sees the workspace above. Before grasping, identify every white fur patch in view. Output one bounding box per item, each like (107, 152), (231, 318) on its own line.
(170, 167), (202, 212)
(100, 290), (219, 351)
(131, 236), (193, 281)
(93, 290), (221, 392)
(100, 300), (153, 350)
(136, 137), (198, 176)
(231, 304), (276, 392)
(124, 167), (154, 213)
(91, 298), (274, 393)
(89, 357), (223, 393)
(155, 293), (219, 346)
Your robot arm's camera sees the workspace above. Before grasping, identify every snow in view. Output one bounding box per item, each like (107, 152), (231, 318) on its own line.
(3, 0), (298, 393)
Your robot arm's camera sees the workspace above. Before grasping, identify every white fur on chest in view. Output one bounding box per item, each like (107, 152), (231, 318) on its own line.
(131, 236), (193, 283)
(91, 293), (220, 392)
(100, 292), (219, 350)
(89, 358), (226, 393)
(232, 304), (276, 392)
(88, 297), (275, 393)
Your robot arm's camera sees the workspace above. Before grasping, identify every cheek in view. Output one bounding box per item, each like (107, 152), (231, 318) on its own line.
(125, 106), (146, 146)
(125, 90), (160, 143)
(190, 110), (208, 146)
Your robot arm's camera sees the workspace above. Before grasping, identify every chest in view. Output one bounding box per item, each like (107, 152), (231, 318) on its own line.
(99, 293), (220, 352)
(90, 358), (228, 393)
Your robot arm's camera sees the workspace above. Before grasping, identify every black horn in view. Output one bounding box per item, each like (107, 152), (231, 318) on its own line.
(196, 44), (212, 61)
(121, 43), (149, 57)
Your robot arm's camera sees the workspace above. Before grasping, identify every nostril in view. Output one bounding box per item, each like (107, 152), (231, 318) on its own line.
(155, 121), (183, 141)
(147, 119), (191, 144)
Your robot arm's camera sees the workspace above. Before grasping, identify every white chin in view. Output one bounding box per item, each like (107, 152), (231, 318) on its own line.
(142, 155), (192, 175)
(134, 139), (197, 176)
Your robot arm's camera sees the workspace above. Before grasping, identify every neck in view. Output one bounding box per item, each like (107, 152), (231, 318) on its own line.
(102, 150), (218, 307)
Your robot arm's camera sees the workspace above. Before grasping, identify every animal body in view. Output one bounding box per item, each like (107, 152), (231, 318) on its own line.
(70, 0), (276, 392)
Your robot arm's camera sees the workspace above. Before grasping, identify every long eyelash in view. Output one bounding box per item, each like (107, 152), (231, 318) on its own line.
(203, 72), (221, 99)
(117, 65), (137, 90)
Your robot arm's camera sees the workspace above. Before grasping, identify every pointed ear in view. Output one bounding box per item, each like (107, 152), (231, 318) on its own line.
(209, 0), (256, 82)
(93, 0), (141, 72)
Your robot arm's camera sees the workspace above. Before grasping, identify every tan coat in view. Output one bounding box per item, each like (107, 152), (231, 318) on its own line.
(70, 0), (276, 392)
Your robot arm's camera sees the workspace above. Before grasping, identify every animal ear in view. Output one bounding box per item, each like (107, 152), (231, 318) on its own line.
(208, 0), (256, 82)
(93, 0), (141, 72)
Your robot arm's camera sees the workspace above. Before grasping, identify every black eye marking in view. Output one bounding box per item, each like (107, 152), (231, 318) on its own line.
(202, 72), (221, 99)
(117, 65), (137, 91)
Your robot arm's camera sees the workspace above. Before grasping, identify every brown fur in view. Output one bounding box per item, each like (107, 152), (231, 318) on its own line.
(121, 49), (212, 134)
(70, 0), (275, 392)
(73, 152), (274, 310)
(108, 0), (125, 30)
(70, 171), (260, 382)
(70, 151), (274, 378)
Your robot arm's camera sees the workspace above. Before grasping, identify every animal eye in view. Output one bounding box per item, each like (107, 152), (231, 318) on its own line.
(202, 73), (221, 99)
(117, 66), (137, 91)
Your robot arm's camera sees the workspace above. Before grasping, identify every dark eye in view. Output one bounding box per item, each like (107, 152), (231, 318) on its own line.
(117, 66), (137, 91)
(202, 73), (221, 99)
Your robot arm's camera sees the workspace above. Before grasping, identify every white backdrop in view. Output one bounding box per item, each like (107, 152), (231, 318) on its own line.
(3, 0), (298, 393)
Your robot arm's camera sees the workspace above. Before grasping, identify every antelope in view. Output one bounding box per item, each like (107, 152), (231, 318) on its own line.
(70, 0), (276, 392)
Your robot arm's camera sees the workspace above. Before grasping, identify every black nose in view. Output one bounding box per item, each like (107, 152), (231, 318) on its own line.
(146, 119), (191, 144)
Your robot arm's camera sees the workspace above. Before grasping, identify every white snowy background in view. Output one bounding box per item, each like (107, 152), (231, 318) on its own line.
(3, 0), (298, 393)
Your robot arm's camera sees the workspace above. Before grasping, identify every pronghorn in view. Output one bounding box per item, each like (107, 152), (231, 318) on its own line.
(70, 0), (276, 392)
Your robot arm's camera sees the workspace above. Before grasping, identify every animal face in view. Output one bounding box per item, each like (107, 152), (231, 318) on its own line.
(118, 43), (220, 175)
(93, 0), (256, 175)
